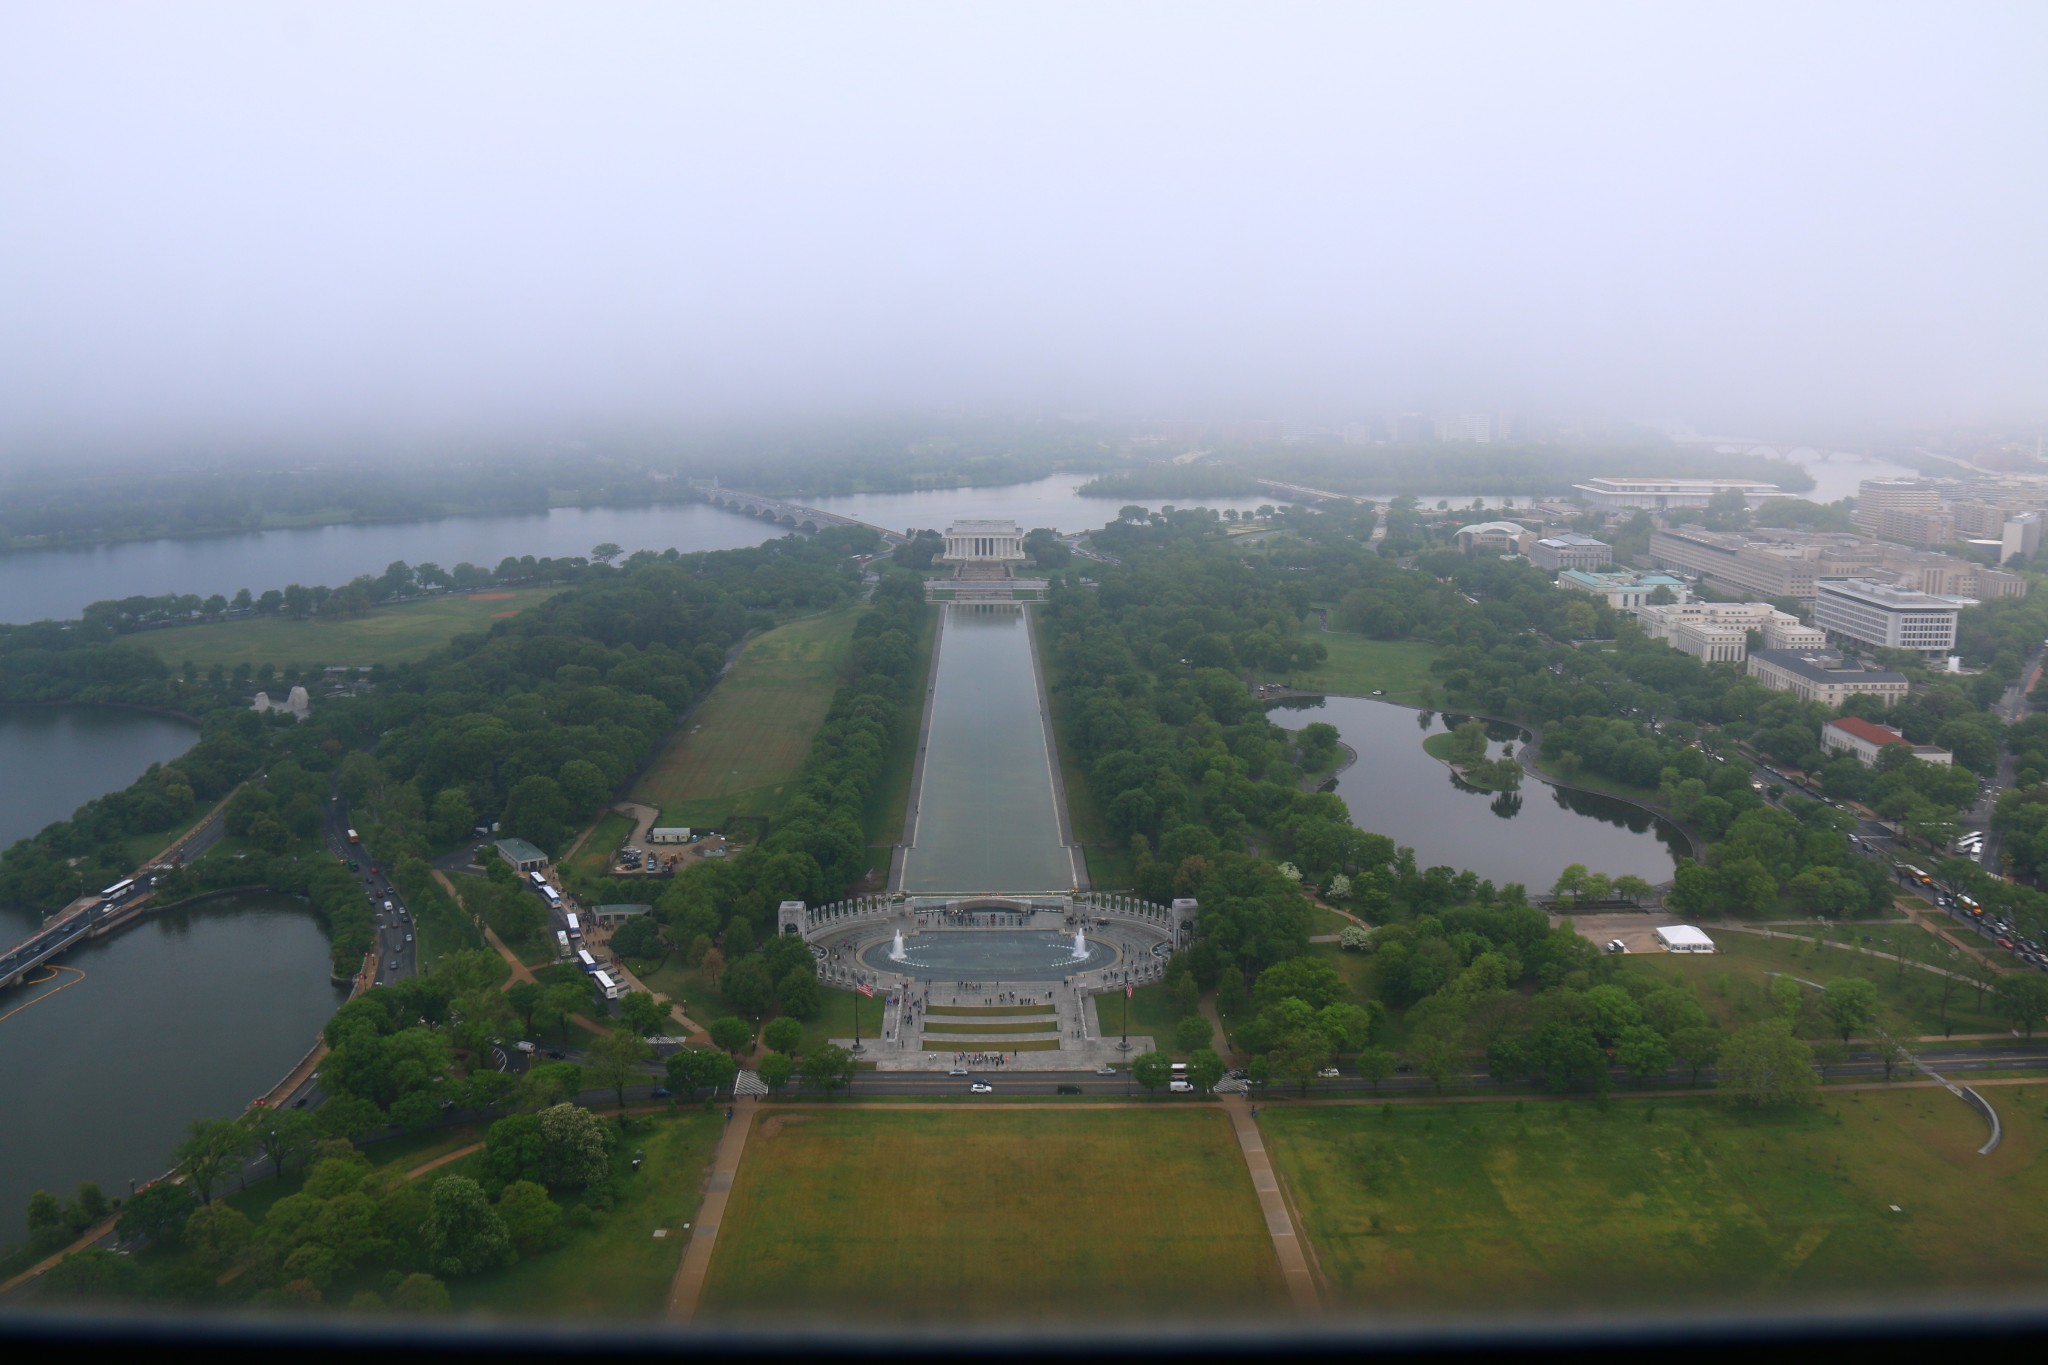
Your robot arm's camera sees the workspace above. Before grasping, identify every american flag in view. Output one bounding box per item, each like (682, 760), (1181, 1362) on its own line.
(1125, 983), (1133, 998)
(857, 979), (874, 998)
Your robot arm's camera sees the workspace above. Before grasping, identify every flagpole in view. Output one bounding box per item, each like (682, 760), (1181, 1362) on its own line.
(1120, 982), (1130, 1053)
(853, 975), (864, 1053)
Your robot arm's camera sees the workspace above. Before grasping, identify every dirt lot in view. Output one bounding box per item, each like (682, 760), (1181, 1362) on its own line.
(1559, 909), (1689, 955)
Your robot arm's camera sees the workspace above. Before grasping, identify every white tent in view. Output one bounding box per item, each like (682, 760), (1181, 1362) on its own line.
(1655, 924), (1716, 953)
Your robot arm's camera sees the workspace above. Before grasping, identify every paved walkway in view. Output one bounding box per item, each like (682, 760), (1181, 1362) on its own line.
(1224, 1099), (1321, 1313)
(665, 1097), (757, 1322)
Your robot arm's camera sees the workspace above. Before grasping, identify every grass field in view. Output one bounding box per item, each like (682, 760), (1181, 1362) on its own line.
(443, 1110), (724, 1316)
(1262, 1088), (2048, 1313)
(565, 811), (636, 882)
(1287, 635), (1441, 703)
(137, 589), (564, 671)
(1617, 929), (2005, 1038)
(1092, 979), (1182, 1050)
(631, 610), (860, 830)
(698, 1109), (1286, 1323)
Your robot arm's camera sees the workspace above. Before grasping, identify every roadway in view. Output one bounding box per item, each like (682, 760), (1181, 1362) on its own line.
(325, 783), (417, 990)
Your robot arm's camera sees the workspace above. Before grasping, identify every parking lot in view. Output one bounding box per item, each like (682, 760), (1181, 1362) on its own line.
(1561, 910), (1687, 955)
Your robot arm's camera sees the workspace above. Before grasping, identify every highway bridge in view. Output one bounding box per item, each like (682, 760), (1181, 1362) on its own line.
(692, 482), (908, 545)
(1254, 478), (1372, 504)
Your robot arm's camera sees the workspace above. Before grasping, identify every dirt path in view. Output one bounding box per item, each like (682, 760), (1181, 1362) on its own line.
(406, 1141), (486, 1180)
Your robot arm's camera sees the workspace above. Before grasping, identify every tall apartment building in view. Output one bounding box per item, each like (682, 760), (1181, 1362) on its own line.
(1853, 480), (1951, 546)
(1572, 477), (1782, 511)
(1636, 601), (1827, 664)
(1812, 578), (1971, 656)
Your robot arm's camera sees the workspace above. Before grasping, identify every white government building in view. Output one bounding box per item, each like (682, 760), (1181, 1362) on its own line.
(1812, 577), (1971, 656)
(1635, 600), (1826, 664)
(942, 520), (1027, 565)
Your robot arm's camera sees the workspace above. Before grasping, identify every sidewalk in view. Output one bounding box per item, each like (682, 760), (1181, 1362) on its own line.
(1225, 1100), (1320, 1313)
(665, 1097), (757, 1321)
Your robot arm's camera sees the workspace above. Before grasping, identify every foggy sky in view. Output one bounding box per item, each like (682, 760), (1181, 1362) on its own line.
(2, 1), (2044, 460)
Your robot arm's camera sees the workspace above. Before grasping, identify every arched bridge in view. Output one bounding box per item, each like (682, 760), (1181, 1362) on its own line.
(692, 483), (908, 544)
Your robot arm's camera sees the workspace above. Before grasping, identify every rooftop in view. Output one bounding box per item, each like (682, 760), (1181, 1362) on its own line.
(1456, 520), (1530, 538)
(1558, 568), (1687, 588)
(1826, 716), (1913, 748)
(1535, 533), (1610, 548)
(494, 837), (549, 864)
(946, 518), (1021, 533)
(1815, 577), (1976, 609)
(1748, 649), (1908, 686)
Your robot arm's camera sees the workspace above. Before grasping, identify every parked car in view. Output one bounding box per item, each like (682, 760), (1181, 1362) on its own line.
(1168, 1080), (1194, 1093)
(650, 1086), (672, 1099)
(1316, 1067), (1340, 1078)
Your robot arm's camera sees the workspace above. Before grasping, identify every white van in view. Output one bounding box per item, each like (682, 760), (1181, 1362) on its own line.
(1168, 1080), (1194, 1093)
(1169, 1062), (1189, 1077)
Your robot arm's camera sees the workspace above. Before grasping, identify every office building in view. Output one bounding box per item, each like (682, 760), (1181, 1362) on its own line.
(1557, 568), (1691, 611)
(1746, 650), (1911, 707)
(1853, 480), (1950, 546)
(1648, 526), (1820, 601)
(1822, 716), (1951, 767)
(1812, 578), (1970, 655)
(1528, 533), (1613, 571)
(1572, 477), (1782, 511)
(1636, 602), (1825, 664)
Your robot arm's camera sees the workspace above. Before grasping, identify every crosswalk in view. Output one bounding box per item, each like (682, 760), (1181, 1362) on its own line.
(1215, 1076), (1249, 1094)
(732, 1069), (768, 1098)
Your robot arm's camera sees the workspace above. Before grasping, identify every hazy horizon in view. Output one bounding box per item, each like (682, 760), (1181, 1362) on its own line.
(3, 1), (2045, 464)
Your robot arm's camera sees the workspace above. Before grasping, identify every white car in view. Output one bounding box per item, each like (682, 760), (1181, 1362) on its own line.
(1316, 1067), (1340, 1078)
(969, 1081), (993, 1094)
(1095, 1065), (1118, 1076)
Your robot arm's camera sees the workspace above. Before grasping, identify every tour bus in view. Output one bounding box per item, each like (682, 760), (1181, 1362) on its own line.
(576, 948), (599, 973)
(565, 911), (581, 938)
(98, 878), (136, 903)
(592, 970), (625, 1001)
(528, 871), (548, 891)
(556, 929), (571, 955)
(542, 886), (562, 909)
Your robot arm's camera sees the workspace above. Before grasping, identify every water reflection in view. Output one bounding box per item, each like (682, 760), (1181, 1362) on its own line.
(1269, 695), (1683, 886)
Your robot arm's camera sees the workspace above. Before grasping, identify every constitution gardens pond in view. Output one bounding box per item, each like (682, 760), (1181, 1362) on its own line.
(1268, 696), (1685, 890)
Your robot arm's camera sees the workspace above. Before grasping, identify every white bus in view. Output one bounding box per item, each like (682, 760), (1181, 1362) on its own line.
(556, 929), (571, 955)
(592, 970), (625, 1000)
(564, 911), (581, 938)
(542, 886), (562, 909)
(576, 948), (599, 973)
(528, 871), (548, 890)
(98, 878), (136, 902)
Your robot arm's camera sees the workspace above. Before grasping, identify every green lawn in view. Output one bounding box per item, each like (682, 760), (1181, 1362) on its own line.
(698, 1109), (1286, 1322)
(446, 1110), (724, 1317)
(1286, 635), (1441, 703)
(1092, 980), (1182, 1050)
(138, 589), (564, 671)
(797, 984), (889, 1056)
(565, 812), (637, 883)
(631, 610), (860, 830)
(1617, 930), (2004, 1038)
(1262, 1089), (2048, 1313)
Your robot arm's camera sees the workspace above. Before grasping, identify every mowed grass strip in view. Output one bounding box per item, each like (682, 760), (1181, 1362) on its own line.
(137, 588), (565, 671)
(919, 1020), (1061, 1035)
(632, 609), (859, 828)
(1286, 633), (1440, 703)
(699, 1110), (1286, 1322)
(927, 1004), (1054, 1017)
(1262, 1089), (2048, 1315)
(922, 1037), (1065, 1051)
